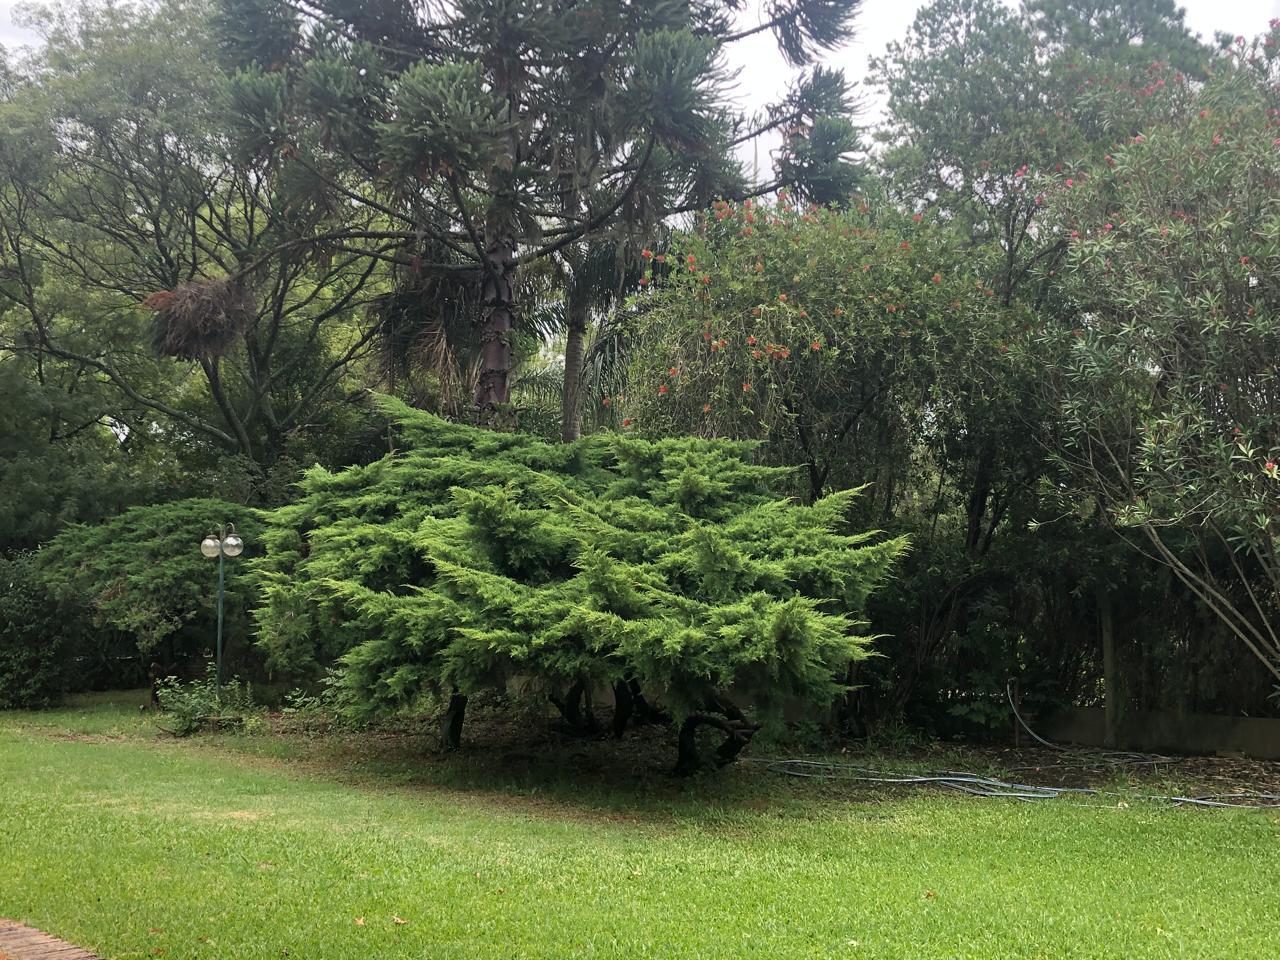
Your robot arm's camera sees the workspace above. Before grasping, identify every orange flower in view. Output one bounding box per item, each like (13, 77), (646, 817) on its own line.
(747, 335), (757, 345)
(777, 293), (788, 302)
(602, 397), (612, 407)
(810, 341), (822, 351)
(668, 367), (679, 378)
(932, 273), (942, 284)
(702, 403), (712, 413)
(622, 418), (633, 427)
(751, 307), (762, 317)
(752, 349), (763, 359)
(742, 382), (751, 392)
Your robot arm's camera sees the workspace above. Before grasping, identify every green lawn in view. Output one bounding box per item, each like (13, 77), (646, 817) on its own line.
(2, 694), (1279, 959)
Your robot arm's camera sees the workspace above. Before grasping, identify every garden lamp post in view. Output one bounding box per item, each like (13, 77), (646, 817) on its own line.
(200, 524), (244, 685)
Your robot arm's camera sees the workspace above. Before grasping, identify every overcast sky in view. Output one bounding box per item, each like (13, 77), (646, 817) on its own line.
(3, 0), (1279, 142)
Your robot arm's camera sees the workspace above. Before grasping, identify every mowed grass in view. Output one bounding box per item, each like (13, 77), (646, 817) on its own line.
(2, 694), (1279, 959)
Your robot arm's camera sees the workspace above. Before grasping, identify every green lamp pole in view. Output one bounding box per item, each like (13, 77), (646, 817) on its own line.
(200, 524), (245, 686)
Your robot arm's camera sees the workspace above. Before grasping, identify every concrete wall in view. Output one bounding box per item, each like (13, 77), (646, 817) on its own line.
(1043, 706), (1280, 760)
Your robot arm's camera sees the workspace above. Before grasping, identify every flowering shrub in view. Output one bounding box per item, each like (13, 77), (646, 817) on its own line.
(253, 397), (906, 772)
(619, 196), (1026, 501)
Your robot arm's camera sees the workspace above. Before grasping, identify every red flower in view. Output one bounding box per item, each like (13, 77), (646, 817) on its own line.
(602, 397), (612, 407)
(686, 254), (696, 266)
(641, 248), (653, 259)
(703, 332), (712, 341)
(777, 293), (788, 302)
(1066, 178), (1074, 187)
(752, 349), (763, 359)
(622, 418), (633, 427)
(899, 241), (910, 250)
(637, 277), (649, 287)
(932, 273), (942, 284)
(655, 254), (665, 263)
(912, 213), (923, 222)
(1266, 461), (1277, 472)
(658, 385), (668, 395)
(747, 335), (757, 345)
(668, 367), (679, 378)
(742, 382), (751, 392)
(810, 341), (822, 351)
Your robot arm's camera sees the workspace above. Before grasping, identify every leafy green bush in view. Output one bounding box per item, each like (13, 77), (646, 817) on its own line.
(255, 398), (906, 771)
(155, 669), (257, 736)
(39, 499), (265, 669)
(0, 552), (81, 709)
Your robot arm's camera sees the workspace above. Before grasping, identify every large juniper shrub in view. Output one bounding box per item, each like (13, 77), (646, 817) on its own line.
(254, 398), (907, 772)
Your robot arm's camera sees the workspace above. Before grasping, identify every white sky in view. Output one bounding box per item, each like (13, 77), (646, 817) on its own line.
(3, 0), (1279, 141)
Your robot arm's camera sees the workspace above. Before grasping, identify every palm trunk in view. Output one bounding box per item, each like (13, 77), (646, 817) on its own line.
(561, 298), (588, 442)
(475, 236), (517, 411)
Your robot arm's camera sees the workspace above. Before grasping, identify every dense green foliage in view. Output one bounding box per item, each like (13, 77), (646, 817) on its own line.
(0, 553), (77, 708)
(255, 398), (904, 765)
(4, 0), (1280, 748)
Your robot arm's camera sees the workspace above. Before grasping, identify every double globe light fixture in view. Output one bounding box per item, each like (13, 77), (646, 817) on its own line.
(199, 524), (245, 685)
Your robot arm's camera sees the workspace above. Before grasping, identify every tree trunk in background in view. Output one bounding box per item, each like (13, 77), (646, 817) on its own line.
(1099, 589), (1119, 749)
(441, 692), (467, 752)
(560, 297), (588, 442)
(475, 237), (517, 411)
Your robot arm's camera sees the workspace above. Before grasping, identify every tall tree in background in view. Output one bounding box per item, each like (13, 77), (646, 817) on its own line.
(217, 0), (864, 422)
(0, 2), (389, 492)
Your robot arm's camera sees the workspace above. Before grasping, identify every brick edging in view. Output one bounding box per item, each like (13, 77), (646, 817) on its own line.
(0, 919), (103, 959)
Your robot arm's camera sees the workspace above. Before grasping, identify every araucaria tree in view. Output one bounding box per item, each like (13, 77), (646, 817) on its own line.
(254, 398), (905, 772)
(218, 0), (864, 417)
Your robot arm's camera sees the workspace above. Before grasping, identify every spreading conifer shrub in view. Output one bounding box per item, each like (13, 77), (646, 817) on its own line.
(254, 399), (906, 772)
